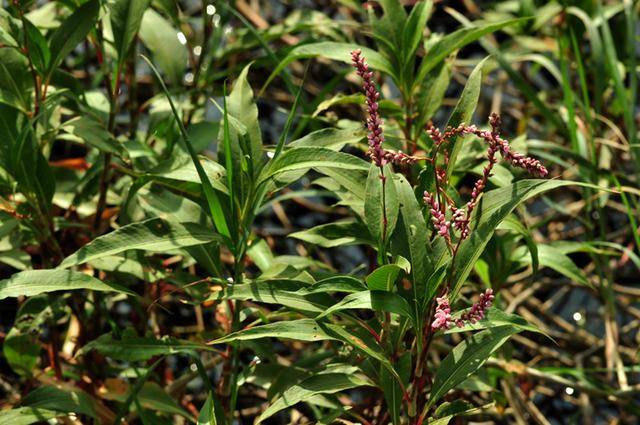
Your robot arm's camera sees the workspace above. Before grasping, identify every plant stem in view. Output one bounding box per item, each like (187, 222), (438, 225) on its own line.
(227, 254), (245, 421)
(94, 36), (122, 233)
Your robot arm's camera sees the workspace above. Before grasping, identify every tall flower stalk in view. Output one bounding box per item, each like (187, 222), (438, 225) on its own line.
(351, 50), (421, 249)
(351, 49), (390, 255)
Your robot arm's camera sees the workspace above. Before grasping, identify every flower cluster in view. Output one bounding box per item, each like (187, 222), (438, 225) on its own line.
(382, 149), (418, 165)
(430, 289), (495, 331)
(431, 295), (452, 330)
(424, 113), (548, 243)
(351, 50), (419, 167)
(454, 288), (494, 327)
(423, 192), (450, 243)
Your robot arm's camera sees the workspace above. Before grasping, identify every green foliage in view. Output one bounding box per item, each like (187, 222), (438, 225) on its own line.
(0, 0), (636, 423)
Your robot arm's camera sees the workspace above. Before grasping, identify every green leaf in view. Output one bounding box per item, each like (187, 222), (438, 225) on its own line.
(312, 94), (363, 118)
(498, 214), (538, 274)
(226, 64), (263, 176)
(450, 180), (590, 298)
(428, 326), (521, 408)
(289, 127), (364, 151)
(2, 297), (49, 375)
(260, 147), (370, 184)
(369, 0), (407, 59)
(22, 18), (50, 73)
(445, 56), (489, 178)
(142, 56), (231, 239)
(256, 373), (372, 424)
(3, 328), (40, 376)
(207, 281), (331, 313)
(366, 264), (402, 291)
(142, 154), (227, 194)
(79, 332), (215, 362)
(47, 0), (99, 80)
(401, 1), (432, 65)
(415, 61), (451, 131)
(59, 217), (219, 268)
(301, 275), (367, 294)
(290, 220), (373, 248)
(22, 386), (99, 419)
(320, 322), (403, 385)
(139, 9), (188, 85)
(445, 308), (544, 336)
(137, 382), (193, 419)
(416, 18), (527, 82)
(0, 407), (61, 425)
(364, 163), (399, 244)
(262, 42), (394, 91)
(0, 269), (133, 300)
(516, 244), (591, 288)
(317, 290), (413, 320)
(61, 116), (124, 156)
(445, 10), (565, 133)
(197, 393), (227, 425)
(210, 319), (335, 344)
(393, 174), (433, 295)
(0, 49), (31, 111)
(110, 0), (151, 62)
(429, 402), (492, 425)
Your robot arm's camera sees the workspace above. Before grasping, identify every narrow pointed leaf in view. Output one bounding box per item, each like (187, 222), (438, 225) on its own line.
(208, 282), (331, 313)
(450, 180), (598, 297)
(364, 164), (399, 244)
(263, 42), (394, 90)
(445, 56), (489, 178)
(47, 0), (99, 79)
(60, 217), (219, 268)
(260, 147), (369, 184)
(210, 319), (335, 344)
(317, 290), (413, 320)
(428, 326), (521, 408)
(79, 332), (215, 362)
(110, 0), (151, 62)
(141, 55), (231, 238)
(416, 18), (527, 82)
(0, 407), (62, 425)
(0, 269), (133, 300)
(256, 374), (372, 424)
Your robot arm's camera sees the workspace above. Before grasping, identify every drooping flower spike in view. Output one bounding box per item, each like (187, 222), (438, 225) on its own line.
(424, 114), (548, 243)
(431, 289), (495, 331)
(455, 288), (494, 327)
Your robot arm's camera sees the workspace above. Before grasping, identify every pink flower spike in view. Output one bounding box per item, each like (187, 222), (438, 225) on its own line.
(351, 49), (385, 167)
(431, 295), (452, 330)
(423, 191), (451, 243)
(456, 289), (495, 327)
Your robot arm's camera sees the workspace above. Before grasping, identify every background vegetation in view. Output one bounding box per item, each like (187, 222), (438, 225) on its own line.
(0, 0), (639, 424)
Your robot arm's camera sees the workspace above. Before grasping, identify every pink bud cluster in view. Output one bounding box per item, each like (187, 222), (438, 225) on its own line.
(427, 126), (444, 146)
(382, 150), (418, 164)
(455, 289), (494, 327)
(431, 295), (452, 330)
(351, 50), (419, 167)
(430, 289), (495, 331)
(423, 191), (450, 243)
